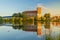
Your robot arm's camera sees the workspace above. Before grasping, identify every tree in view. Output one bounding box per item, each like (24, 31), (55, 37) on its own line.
(0, 16), (3, 24)
(12, 12), (24, 18)
(12, 25), (23, 30)
(12, 13), (18, 17)
(44, 13), (51, 22)
(18, 12), (22, 17)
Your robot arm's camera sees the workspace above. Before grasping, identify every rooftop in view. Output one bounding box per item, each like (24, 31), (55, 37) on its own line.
(23, 10), (37, 13)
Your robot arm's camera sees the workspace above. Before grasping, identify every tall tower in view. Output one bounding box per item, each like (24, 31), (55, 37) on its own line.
(37, 5), (41, 20)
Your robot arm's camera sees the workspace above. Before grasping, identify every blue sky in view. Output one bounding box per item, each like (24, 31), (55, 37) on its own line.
(0, 0), (60, 16)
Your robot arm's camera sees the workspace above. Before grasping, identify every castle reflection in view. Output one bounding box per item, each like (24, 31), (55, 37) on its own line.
(22, 21), (42, 36)
(12, 22), (60, 34)
(8, 21), (60, 40)
(12, 21), (42, 36)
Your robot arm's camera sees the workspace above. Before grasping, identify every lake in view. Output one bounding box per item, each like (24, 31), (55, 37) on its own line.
(0, 22), (60, 40)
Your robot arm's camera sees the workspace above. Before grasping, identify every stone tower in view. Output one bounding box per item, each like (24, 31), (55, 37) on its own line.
(37, 5), (41, 20)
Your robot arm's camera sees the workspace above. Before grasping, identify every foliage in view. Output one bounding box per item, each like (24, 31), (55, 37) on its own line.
(0, 16), (3, 24)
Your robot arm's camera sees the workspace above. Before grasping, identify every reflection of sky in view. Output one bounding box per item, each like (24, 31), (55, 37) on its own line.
(0, 0), (60, 16)
(0, 24), (60, 40)
(0, 26), (43, 40)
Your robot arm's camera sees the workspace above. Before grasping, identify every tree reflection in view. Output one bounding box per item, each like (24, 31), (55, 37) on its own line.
(44, 22), (60, 40)
(52, 22), (60, 26)
(12, 21), (23, 30)
(45, 33), (60, 40)
(44, 22), (52, 40)
(12, 24), (23, 30)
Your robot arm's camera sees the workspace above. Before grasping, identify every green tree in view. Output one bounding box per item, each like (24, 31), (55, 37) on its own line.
(44, 13), (51, 22)
(0, 16), (3, 24)
(12, 13), (18, 17)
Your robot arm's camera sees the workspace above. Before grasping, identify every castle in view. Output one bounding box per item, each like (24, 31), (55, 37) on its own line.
(22, 6), (41, 20)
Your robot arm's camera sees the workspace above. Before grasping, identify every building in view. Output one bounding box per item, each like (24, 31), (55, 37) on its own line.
(22, 6), (41, 20)
(51, 16), (60, 22)
(23, 11), (37, 17)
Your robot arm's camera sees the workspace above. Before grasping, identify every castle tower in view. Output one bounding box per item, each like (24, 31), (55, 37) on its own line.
(37, 5), (41, 20)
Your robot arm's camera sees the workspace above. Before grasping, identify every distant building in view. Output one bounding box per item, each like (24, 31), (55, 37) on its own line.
(52, 16), (59, 20)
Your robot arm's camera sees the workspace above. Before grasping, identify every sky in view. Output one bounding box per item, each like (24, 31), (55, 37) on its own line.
(0, 0), (60, 16)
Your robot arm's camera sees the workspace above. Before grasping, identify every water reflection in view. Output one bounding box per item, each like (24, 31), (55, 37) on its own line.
(37, 21), (42, 36)
(44, 22), (60, 40)
(52, 22), (60, 26)
(44, 22), (52, 40)
(22, 21), (42, 36)
(1, 21), (60, 40)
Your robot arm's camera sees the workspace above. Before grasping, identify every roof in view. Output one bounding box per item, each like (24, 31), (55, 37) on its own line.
(23, 11), (37, 13)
